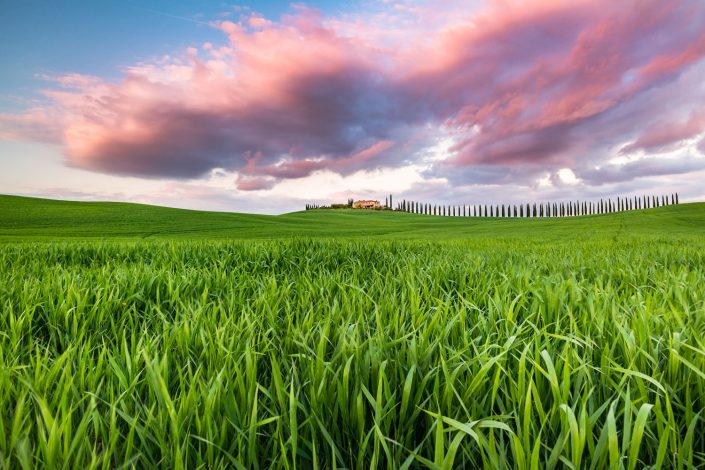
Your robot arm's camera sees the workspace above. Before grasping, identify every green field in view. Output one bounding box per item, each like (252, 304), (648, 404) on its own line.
(2, 194), (704, 241)
(1, 195), (704, 468)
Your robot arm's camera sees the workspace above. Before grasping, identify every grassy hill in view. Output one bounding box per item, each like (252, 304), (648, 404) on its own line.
(1, 194), (704, 241)
(2, 193), (705, 467)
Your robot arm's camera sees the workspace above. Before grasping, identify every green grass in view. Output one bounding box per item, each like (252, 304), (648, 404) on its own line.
(0, 195), (704, 468)
(1, 194), (704, 241)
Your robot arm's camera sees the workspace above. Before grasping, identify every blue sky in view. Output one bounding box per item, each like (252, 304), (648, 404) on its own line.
(1, 1), (342, 108)
(1, 0), (705, 214)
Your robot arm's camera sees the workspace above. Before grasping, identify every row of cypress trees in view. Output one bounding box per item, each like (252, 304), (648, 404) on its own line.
(394, 193), (679, 217)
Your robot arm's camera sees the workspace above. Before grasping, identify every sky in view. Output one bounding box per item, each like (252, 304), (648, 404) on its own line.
(1, 0), (705, 214)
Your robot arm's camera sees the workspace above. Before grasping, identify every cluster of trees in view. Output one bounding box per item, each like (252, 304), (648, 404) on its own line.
(305, 200), (354, 210)
(393, 193), (680, 217)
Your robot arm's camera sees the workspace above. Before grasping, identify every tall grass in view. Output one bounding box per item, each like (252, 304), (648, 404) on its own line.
(0, 238), (704, 468)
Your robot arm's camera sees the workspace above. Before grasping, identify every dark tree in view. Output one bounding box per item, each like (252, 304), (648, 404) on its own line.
(676, 193), (679, 204)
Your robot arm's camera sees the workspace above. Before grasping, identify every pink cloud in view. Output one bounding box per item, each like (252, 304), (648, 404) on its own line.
(1, 0), (704, 189)
(621, 109), (705, 154)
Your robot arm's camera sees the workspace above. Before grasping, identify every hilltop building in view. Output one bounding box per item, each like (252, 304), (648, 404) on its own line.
(352, 200), (381, 209)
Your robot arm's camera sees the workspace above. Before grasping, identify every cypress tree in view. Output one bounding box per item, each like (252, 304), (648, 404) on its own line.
(676, 193), (679, 204)
(671, 194), (675, 205)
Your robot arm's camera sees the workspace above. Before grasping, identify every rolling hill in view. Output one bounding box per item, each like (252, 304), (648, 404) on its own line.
(1, 194), (703, 241)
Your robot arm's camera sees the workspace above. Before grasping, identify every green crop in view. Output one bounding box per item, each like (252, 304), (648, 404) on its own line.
(1, 235), (704, 468)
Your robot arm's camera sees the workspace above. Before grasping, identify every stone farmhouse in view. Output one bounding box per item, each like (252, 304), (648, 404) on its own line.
(352, 200), (381, 209)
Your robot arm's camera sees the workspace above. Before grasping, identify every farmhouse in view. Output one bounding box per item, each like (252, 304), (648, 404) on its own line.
(352, 200), (381, 209)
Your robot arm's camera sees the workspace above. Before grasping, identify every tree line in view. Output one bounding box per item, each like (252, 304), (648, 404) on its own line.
(392, 193), (679, 217)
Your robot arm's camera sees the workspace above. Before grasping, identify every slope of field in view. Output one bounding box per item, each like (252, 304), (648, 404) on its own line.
(1, 195), (704, 468)
(1, 194), (704, 241)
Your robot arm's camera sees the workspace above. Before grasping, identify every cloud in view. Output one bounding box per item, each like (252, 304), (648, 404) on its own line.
(620, 109), (705, 155)
(1, 0), (705, 191)
(578, 155), (705, 185)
